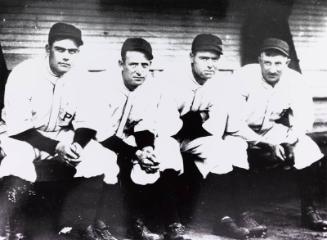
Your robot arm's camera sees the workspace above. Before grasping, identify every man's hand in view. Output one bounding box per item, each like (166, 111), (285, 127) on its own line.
(253, 142), (286, 161)
(55, 142), (82, 167)
(135, 146), (159, 173)
(271, 144), (286, 161)
(199, 110), (209, 122)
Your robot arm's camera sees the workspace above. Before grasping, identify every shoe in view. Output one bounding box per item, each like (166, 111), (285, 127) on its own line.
(0, 215), (9, 240)
(302, 206), (327, 231)
(92, 220), (118, 240)
(238, 211), (267, 238)
(164, 223), (190, 240)
(58, 227), (81, 240)
(129, 218), (164, 240)
(8, 232), (28, 240)
(59, 223), (118, 240)
(214, 216), (250, 239)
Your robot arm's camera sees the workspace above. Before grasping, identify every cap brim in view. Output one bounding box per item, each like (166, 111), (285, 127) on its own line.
(262, 47), (289, 57)
(193, 46), (223, 55)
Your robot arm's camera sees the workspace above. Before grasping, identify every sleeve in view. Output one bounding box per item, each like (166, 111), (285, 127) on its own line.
(154, 81), (183, 137)
(202, 74), (261, 142)
(11, 128), (59, 155)
(3, 61), (35, 136)
(72, 72), (116, 141)
(202, 92), (241, 138)
(230, 66), (252, 102)
(289, 74), (315, 135)
(132, 78), (183, 138)
(202, 76), (244, 137)
(100, 135), (137, 158)
(73, 128), (97, 148)
(134, 130), (155, 148)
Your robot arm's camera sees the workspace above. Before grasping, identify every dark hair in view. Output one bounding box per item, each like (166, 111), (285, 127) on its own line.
(121, 50), (152, 63)
(121, 38), (153, 62)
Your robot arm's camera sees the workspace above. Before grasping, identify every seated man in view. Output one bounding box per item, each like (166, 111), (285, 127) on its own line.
(233, 37), (327, 231)
(73, 37), (187, 240)
(156, 34), (267, 239)
(0, 22), (119, 240)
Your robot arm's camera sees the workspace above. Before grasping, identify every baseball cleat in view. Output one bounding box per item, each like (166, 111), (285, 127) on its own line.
(238, 211), (267, 238)
(90, 219), (118, 240)
(214, 216), (250, 239)
(129, 218), (164, 240)
(302, 206), (327, 231)
(164, 222), (191, 240)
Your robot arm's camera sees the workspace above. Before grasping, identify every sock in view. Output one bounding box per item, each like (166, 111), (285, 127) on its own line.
(157, 170), (181, 227)
(298, 165), (317, 212)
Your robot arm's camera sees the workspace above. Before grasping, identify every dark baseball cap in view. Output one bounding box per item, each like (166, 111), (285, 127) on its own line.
(48, 22), (83, 46)
(260, 38), (289, 57)
(191, 34), (223, 55)
(121, 38), (153, 60)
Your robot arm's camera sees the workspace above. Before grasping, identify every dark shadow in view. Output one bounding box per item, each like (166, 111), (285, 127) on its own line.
(98, 0), (229, 17)
(240, 0), (301, 72)
(0, 43), (9, 118)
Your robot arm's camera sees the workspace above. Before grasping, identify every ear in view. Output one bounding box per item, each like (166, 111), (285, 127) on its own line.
(118, 59), (124, 68)
(190, 52), (195, 63)
(45, 44), (50, 54)
(286, 58), (291, 66)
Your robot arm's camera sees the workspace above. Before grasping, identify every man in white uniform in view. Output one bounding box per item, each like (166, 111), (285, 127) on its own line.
(234, 37), (327, 231)
(73, 38), (187, 240)
(0, 22), (119, 240)
(158, 34), (267, 239)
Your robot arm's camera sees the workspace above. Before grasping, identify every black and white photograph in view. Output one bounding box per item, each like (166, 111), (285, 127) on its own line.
(0, 0), (327, 239)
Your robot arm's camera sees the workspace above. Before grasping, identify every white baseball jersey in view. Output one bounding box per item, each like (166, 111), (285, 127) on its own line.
(233, 64), (323, 169)
(157, 64), (249, 176)
(0, 57), (122, 183)
(73, 69), (184, 185)
(74, 69), (160, 141)
(234, 64), (314, 138)
(2, 56), (78, 136)
(158, 64), (244, 138)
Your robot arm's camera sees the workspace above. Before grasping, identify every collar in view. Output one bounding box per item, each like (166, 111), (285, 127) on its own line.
(45, 56), (60, 86)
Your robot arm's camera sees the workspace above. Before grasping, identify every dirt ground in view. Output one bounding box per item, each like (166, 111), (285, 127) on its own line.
(0, 134), (327, 240)
(1, 166), (327, 240)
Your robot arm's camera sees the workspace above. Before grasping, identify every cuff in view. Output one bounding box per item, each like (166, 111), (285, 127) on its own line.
(134, 130), (155, 149)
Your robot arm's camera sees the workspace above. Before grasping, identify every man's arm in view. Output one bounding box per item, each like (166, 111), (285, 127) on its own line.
(73, 127), (96, 148)
(12, 128), (82, 162)
(100, 135), (138, 159)
(11, 128), (59, 155)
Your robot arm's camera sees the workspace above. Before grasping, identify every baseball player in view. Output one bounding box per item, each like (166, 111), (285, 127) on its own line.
(233, 37), (327, 231)
(0, 22), (119, 240)
(157, 34), (267, 239)
(73, 38), (188, 240)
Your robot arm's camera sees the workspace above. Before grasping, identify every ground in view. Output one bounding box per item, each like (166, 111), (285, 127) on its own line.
(0, 133), (327, 240)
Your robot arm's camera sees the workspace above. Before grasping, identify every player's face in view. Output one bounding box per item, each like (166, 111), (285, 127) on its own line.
(190, 51), (220, 85)
(259, 52), (290, 86)
(120, 51), (151, 91)
(46, 39), (80, 76)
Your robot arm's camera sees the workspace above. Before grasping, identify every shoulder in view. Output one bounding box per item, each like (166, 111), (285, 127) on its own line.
(161, 63), (192, 86)
(234, 64), (261, 78)
(9, 57), (43, 76)
(284, 67), (304, 81)
(6, 58), (45, 88)
(283, 68), (309, 92)
(232, 64), (262, 90)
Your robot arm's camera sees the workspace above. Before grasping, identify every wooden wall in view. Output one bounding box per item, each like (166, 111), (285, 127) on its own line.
(0, 0), (326, 131)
